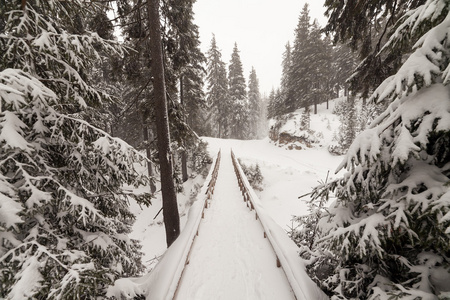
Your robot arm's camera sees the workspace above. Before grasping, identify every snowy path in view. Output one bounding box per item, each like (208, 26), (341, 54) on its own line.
(175, 149), (295, 300)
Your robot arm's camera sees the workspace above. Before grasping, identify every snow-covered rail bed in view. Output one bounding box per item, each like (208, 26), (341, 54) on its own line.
(174, 148), (295, 300)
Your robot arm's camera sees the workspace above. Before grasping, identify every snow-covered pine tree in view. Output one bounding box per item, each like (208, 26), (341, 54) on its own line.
(332, 95), (358, 154)
(286, 3), (311, 113)
(228, 43), (250, 140)
(267, 88), (286, 119)
(0, 2), (151, 298)
(179, 23), (208, 182)
(303, 20), (332, 114)
(267, 88), (277, 119)
(206, 34), (230, 138)
(281, 42), (293, 97)
(182, 28), (207, 136)
(300, 107), (312, 131)
(330, 42), (359, 98)
(324, 0), (417, 98)
(304, 1), (450, 298)
(278, 42), (293, 116)
(248, 67), (261, 139)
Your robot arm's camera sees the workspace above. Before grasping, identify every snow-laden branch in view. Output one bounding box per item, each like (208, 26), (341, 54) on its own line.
(371, 0), (450, 103)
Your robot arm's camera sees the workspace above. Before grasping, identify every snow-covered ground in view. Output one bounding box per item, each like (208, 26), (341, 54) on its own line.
(130, 100), (344, 272)
(175, 150), (295, 300)
(204, 136), (343, 231)
(128, 170), (208, 270)
(108, 100), (344, 298)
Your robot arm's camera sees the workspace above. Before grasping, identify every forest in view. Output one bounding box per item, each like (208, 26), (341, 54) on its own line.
(1, 0), (450, 299)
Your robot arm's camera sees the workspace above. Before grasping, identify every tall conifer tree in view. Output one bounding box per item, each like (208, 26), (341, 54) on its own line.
(206, 35), (229, 138)
(281, 42), (292, 93)
(305, 20), (332, 114)
(248, 67), (262, 138)
(286, 3), (312, 112)
(182, 25), (207, 136)
(147, 0), (180, 247)
(228, 43), (249, 139)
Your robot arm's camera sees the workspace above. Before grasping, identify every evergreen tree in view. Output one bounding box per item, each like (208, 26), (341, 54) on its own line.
(0, 1), (151, 298)
(330, 42), (359, 97)
(286, 3), (311, 113)
(164, 0), (207, 183)
(304, 20), (332, 114)
(300, 1), (450, 298)
(114, 0), (199, 149)
(267, 88), (277, 119)
(284, 6), (332, 114)
(206, 35), (229, 138)
(258, 93), (269, 138)
(228, 43), (249, 139)
(334, 95), (358, 153)
(300, 107), (311, 131)
(182, 28), (207, 136)
(276, 42), (292, 116)
(248, 67), (262, 139)
(147, 0), (180, 247)
(323, 0), (424, 97)
(268, 88), (285, 119)
(113, 0), (208, 225)
(281, 42), (293, 96)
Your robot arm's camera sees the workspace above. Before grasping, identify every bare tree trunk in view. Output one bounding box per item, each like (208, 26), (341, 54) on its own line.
(147, 0), (180, 247)
(181, 152), (188, 182)
(180, 76), (189, 182)
(314, 95), (318, 114)
(143, 125), (157, 193)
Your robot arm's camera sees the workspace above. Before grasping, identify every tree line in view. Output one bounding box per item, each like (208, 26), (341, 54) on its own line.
(267, 3), (359, 120)
(204, 37), (264, 140)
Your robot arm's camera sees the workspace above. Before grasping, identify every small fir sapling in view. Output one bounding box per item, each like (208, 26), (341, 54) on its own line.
(238, 159), (264, 191)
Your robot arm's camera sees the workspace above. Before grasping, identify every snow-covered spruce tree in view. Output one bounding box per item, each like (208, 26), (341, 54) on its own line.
(248, 67), (261, 139)
(286, 3), (311, 114)
(303, 20), (332, 115)
(0, 2), (151, 298)
(206, 34), (230, 138)
(228, 43), (250, 140)
(302, 1), (450, 298)
(329, 96), (358, 155)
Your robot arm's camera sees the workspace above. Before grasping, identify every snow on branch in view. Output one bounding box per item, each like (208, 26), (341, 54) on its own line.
(372, 0), (450, 103)
(0, 66), (152, 298)
(1, 5), (125, 109)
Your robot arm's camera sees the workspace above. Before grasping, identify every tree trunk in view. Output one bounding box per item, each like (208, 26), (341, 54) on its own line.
(314, 96), (318, 114)
(143, 125), (157, 193)
(147, 0), (180, 247)
(180, 76), (189, 182)
(181, 152), (188, 182)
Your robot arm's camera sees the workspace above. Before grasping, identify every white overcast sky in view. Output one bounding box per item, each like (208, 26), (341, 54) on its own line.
(193, 0), (327, 96)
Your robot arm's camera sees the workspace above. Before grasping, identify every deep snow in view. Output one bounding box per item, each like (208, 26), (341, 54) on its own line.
(204, 136), (343, 231)
(108, 146), (331, 299)
(110, 101), (344, 299)
(130, 101), (344, 273)
(175, 149), (295, 300)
